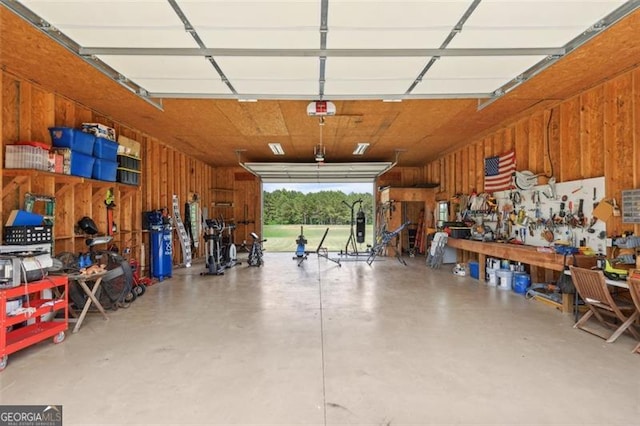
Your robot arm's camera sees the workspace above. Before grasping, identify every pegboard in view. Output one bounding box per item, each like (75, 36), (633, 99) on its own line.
(490, 176), (607, 253)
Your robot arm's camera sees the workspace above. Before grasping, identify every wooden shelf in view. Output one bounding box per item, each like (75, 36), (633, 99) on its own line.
(1, 168), (143, 260)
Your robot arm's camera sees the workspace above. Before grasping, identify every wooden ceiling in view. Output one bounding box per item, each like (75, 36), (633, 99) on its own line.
(2, 6), (640, 168)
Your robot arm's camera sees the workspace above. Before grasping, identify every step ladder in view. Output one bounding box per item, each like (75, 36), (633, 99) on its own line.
(172, 194), (192, 267)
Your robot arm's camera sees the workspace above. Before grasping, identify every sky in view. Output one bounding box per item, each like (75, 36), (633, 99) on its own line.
(263, 182), (373, 194)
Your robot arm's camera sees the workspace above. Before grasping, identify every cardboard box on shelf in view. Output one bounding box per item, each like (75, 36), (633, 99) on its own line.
(117, 135), (141, 158)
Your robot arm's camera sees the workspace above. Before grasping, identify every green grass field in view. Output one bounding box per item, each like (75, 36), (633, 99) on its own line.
(263, 224), (374, 252)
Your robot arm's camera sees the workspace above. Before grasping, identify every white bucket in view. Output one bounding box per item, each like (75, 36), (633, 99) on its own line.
(486, 268), (498, 286)
(496, 270), (514, 291)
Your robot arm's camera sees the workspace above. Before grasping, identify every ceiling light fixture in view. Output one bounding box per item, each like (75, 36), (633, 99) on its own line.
(353, 143), (370, 155)
(382, 99), (403, 103)
(268, 143), (285, 155)
(238, 98), (258, 102)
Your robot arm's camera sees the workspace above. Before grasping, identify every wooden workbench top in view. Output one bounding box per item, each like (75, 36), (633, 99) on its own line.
(446, 238), (566, 271)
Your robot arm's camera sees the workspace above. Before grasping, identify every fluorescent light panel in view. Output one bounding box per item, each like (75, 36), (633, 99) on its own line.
(268, 143), (285, 155)
(353, 143), (370, 155)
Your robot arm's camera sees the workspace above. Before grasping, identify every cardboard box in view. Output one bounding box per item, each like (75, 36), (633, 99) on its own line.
(117, 135), (141, 158)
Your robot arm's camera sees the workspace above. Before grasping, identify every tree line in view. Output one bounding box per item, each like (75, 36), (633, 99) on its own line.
(264, 189), (374, 225)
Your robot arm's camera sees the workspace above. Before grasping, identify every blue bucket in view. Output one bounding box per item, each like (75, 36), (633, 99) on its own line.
(513, 272), (531, 294)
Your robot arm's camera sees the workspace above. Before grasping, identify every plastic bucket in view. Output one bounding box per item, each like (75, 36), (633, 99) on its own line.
(469, 261), (479, 279)
(496, 270), (513, 291)
(486, 267), (498, 286)
(512, 272), (531, 294)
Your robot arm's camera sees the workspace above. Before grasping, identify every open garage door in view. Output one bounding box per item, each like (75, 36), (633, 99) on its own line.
(241, 162), (395, 183)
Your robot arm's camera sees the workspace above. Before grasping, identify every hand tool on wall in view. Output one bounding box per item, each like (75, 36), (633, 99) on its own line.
(577, 199), (585, 226)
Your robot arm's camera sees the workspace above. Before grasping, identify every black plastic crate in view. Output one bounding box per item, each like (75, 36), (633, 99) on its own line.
(4, 225), (53, 244)
(117, 154), (141, 171)
(117, 167), (141, 186)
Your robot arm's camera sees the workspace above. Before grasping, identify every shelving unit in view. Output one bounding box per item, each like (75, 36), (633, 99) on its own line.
(211, 188), (235, 218)
(1, 170), (143, 260)
(0, 275), (68, 371)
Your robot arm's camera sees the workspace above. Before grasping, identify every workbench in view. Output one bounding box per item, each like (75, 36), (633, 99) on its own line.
(446, 238), (576, 312)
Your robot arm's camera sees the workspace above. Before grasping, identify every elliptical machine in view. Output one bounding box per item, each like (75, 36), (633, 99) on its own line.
(202, 218), (225, 275)
(202, 216), (240, 276)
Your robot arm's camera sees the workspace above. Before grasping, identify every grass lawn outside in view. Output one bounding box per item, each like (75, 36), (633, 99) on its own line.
(263, 224), (374, 253)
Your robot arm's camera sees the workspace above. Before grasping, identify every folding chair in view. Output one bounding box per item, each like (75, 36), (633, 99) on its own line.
(628, 269), (640, 354)
(569, 266), (640, 343)
(426, 232), (448, 269)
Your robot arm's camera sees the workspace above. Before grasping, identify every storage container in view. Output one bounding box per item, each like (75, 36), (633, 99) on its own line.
(117, 168), (141, 185)
(486, 267), (498, 286)
(53, 148), (95, 177)
(117, 154), (141, 171)
(513, 272), (531, 294)
(92, 158), (118, 182)
(93, 137), (119, 161)
(4, 145), (49, 170)
(4, 225), (53, 244)
(49, 127), (95, 155)
(496, 270), (513, 291)
(468, 261), (479, 279)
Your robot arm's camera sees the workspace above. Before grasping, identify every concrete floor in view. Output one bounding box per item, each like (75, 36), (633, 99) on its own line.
(1, 252), (639, 425)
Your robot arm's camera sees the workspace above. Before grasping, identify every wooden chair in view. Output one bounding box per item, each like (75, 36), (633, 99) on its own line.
(628, 269), (640, 354)
(569, 266), (640, 343)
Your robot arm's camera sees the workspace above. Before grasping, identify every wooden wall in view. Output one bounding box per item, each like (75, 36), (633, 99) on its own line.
(425, 67), (640, 238)
(0, 70), (227, 265)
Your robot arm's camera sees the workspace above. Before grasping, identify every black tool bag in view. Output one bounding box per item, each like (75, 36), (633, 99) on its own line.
(557, 253), (577, 294)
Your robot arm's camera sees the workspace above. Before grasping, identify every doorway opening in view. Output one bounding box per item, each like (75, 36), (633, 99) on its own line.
(262, 182), (374, 253)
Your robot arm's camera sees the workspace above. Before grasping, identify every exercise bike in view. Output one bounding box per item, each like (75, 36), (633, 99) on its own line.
(247, 232), (266, 267)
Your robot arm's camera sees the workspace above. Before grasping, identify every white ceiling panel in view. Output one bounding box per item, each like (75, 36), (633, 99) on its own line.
(325, 79), (413, 96)
(96, 55), (217, 80)
(195, 29), (318, 49)
(329, 29), (451, 49)
(451, 29), (589, 49)
(412, 78), (511, 95)
(181, 1), (319, 28)
(451, 0), (627, 48)
(230, 79), (318, 95)
(21, 1), (195, 47)
(327, 57), (426, 80)
(464, 0), (626, 28)
(329, 1), (470, 29)
(134, 78), (231, 94)
(426, 56), (546, 80)
(216, 57), (318, 80)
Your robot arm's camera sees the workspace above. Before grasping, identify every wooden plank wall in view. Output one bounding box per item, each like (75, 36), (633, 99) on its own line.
(1, 70), (219, 264)
(425, 67), (640, 239)
(424, 66), (640, 281)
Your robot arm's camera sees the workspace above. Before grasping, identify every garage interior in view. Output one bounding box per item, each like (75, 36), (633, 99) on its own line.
(1, 1), (640, 425)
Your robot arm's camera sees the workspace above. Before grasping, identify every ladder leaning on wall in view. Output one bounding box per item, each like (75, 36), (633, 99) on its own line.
(172, 194), (192, 267)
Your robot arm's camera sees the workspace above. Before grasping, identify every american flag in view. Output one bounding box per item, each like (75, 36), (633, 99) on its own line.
(484, 151), (516, 192)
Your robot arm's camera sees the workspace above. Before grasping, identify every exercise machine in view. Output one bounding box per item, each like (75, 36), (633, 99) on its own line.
(367, 221), (411, 265)
(202, 218), (225, 275)
(341, 199), (365, 256)
(294, 226), (309, 266)
(247, 232), (266, 267)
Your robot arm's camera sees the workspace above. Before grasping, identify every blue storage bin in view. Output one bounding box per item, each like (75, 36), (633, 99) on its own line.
(69, 151), (94, 178)
(92, 158), (118, 182)
(49, 127), (95, 155)
(93, 137), (119, 161)
(469, 261), (479, 279)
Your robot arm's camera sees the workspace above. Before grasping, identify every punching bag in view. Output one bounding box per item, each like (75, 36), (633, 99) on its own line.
(356, 210), (366, 243)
